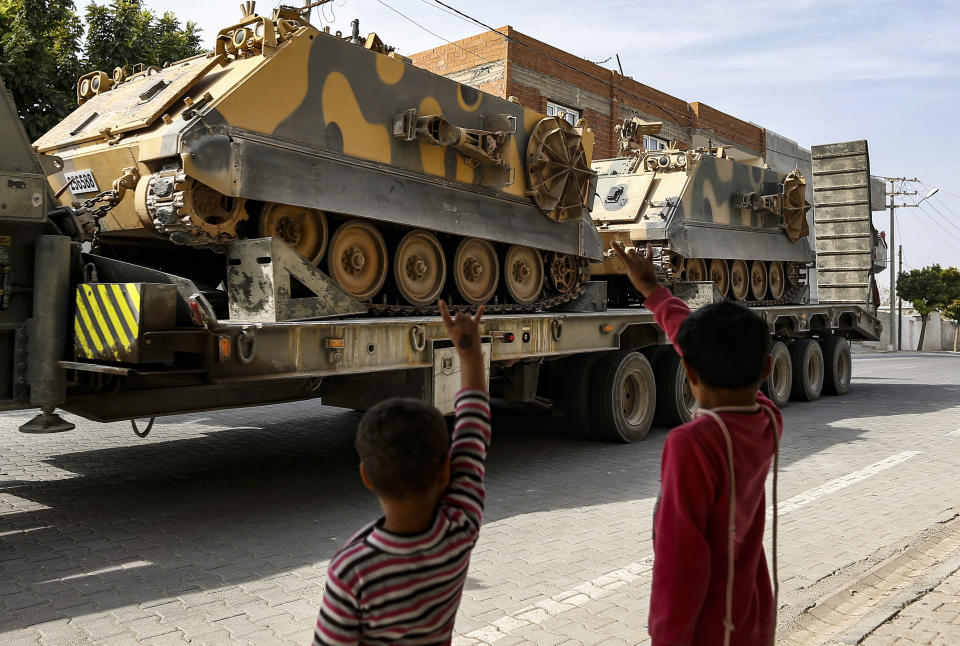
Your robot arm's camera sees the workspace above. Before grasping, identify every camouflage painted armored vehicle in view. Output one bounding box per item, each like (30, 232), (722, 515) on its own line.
(34, 3), (599, 311)
(591, 118), (813, 306)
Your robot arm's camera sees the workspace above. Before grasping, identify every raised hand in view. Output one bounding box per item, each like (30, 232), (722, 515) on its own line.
(611, 241), (660, 297)
(438, 300), (484, 352)
(438, 300), (486, 390)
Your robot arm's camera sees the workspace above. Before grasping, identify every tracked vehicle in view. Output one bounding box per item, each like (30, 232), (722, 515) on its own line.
(4, 60), (882, 441)
(591, 118), (815, 306)
(34, 4), (599, 312)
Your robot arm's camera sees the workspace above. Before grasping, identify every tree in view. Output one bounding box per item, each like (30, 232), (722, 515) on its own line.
(897, 265), (960, 351)
(0, 0), (202, 140)
(942, 298), (960, 353)
(0, 0), (84, 139)
(83, 1), (202, 76)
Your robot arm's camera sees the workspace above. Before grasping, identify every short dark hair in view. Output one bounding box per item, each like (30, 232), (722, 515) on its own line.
(355, 398), (450, 499)
(674, 300), (769, 389)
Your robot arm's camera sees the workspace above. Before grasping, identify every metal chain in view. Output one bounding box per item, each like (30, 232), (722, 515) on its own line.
(78, 190), (121, 220)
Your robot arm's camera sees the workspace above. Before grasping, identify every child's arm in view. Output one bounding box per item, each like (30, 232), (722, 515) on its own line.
(313, 572), (360, 646)
(610, 242), (691, 352)
(438, 301), (491, 532)
(648, 432), (717, 645)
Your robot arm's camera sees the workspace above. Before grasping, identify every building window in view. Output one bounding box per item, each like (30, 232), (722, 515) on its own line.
(643, 135), (668, 151)
(546, 100), (580, 126)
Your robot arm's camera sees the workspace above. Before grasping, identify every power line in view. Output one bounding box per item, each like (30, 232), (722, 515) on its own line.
(910, 208), (950, 243)
(429, 0), (698, 127)
(917, 180), (960, 208)
(916, 205), (960, 246)
(924, 200), (960, 236)
(412, 0), (480, 27)
(908, 180), (960, 236)
(373, 0), (489, 63)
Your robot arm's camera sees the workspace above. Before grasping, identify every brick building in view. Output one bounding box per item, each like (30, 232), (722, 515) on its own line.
(410, 26), (822, 297)
(409, 26), (770, 163)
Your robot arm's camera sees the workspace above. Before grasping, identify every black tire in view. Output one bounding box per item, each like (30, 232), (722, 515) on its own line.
(820, 336), (852, 396)
(589, 350), (657, 442)
(559, 352), (604, 438)
(653, 348), (696, 427)
(761, 341), (792, 408)
(789, 339), (824, 402)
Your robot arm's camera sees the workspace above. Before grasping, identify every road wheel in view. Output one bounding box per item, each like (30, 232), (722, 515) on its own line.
(559, 352), (604, 438)
(768, 261), (786, 300)
(762, 341), (792, 408)
(750, 260), (768, 300)
(730, 259), (749, 301)
(504, 245), (544, 305)
(327, 220), (388, 302)
(653, 348), (697, 427)
(453, 238), (499, 305)
(685, 258), (707, 282)
(820, 336), (852, 396)
(259, 203), (328, 264)
(789, 339), (824, 402)
(709, 259), (730, 298)
(394, 230), (446, 306)
(590, 350), (656, 442)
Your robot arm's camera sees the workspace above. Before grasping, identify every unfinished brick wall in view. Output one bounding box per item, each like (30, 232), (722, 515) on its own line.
(690, 102), (764, 155)
(407, 30), (508, 76)
(410, 26), (766, 160)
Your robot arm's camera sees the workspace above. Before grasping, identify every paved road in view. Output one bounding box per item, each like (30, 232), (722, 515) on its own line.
(1, 353), (959, 645)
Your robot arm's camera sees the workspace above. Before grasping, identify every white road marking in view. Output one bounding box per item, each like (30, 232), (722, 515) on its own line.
(0, 525), (47, 538)
(455, 557), (654, 645)
(39, 559), (153, 583)
(945, 429), (960, 437)
(774, 450), (921, 516)
(456, 450), (923, 645)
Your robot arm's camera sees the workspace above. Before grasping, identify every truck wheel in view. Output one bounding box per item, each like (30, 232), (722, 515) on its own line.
(590, 350), (656, 442)
(789, 339), (823, 402)
(820, 336), (852, 396)
(761, 341), (792, 408)
(559, 353), (604, 438)
(653, 348), (697, 427)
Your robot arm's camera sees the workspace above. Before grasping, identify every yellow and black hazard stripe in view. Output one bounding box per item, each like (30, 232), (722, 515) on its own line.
(74, 283), (141, 362)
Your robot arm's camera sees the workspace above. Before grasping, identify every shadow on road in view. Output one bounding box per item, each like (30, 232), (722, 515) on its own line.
(0, 374), (957, 630)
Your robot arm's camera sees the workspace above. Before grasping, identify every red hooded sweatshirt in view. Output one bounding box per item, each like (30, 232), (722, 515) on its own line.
(644, 287), (782, 646)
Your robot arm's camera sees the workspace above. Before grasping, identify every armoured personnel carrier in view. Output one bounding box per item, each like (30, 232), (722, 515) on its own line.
(591, 118), (814, 306)
(34, 3), (600, 312)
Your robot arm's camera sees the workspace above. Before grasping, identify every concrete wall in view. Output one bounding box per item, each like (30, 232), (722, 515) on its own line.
(877, 307), (959, 351)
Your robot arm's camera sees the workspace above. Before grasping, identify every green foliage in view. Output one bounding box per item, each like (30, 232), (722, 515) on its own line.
(0, 0), (203, 140)
(942, 298), (960, 324)
(83, 1), (202, 75)
(897, 264), (960, 317)
(0, 0), (84, 139)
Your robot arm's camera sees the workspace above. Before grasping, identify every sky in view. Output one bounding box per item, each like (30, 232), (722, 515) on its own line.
(154, 0), (960, 279)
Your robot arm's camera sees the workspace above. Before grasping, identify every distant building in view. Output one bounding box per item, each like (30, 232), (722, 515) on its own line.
(410, 26), (777, 163)
(410, 26), (821, 296)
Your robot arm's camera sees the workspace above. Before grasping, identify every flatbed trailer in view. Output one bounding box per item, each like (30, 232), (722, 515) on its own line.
(0, 72), (882, 440)
(4, 240), (881, 442)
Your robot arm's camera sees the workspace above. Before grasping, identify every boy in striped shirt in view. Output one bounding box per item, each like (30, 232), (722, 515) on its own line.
(313, 301), (490, 645)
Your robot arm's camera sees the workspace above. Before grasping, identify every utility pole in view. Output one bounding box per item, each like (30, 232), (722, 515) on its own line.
(883, 177), (940, 350)
(884, 177), (920, 351)
(898, 244), (903, 351)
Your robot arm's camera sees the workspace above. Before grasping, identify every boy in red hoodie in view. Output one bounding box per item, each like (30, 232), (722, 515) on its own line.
(611, 242), (782, 646)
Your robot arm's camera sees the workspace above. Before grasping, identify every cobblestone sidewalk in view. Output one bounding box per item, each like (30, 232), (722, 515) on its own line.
(861, 565), (960, 646)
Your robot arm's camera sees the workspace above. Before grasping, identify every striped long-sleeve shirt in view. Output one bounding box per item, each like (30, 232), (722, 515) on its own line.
(313, 389), (492, 646)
